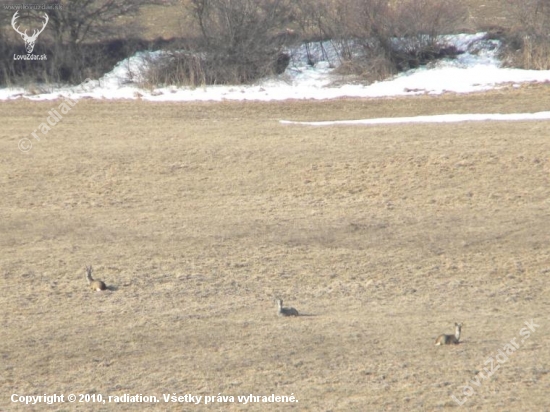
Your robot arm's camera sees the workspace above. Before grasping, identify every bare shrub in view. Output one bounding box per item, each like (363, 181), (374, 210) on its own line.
(321, 0), (467, 82)
(501, 0), (550, 69)
(395, 0), (468, 40)
(178, 0), (294, 85)
(334, 53), (396, 83)
(141, 51), (206, 87)
(47, 0), (171, 84)
(293, 0), (344, 41)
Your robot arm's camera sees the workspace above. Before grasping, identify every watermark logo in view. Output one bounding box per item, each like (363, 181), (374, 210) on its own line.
(451, 319), (540, 406)
(11, 10), (48, 60)
(18, 96), (78, 153)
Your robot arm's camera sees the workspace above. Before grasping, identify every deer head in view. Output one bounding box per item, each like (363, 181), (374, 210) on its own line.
(12, 11), (49, 54)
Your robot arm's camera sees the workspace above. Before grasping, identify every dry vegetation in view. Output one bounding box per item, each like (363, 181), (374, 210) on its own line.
(1, 0), (546, 86)
(137, 0), (550, 86)
(137, 0), (514, 39)
(1, 85), (550, 410)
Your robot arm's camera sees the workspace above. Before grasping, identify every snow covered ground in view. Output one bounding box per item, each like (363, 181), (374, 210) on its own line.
(2, 33), (550, 104)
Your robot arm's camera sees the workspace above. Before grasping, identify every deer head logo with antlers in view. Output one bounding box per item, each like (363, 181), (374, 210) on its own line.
(11, 11), (49, 54)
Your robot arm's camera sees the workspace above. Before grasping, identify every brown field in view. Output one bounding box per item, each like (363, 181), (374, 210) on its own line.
(137, 0), (514, 40)
(1, 85), (550, 411)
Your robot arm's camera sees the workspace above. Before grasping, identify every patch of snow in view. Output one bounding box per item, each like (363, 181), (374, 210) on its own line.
(280, 111), (550, 126)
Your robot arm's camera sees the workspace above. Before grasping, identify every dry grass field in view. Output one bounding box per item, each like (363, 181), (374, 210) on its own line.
(136, 0), (515, 40)
(1, 85), (550, 411)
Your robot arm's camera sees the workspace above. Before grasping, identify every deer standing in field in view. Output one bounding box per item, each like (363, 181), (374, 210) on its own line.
(277, 299), (299, 317)
(435, 323), (463, 345)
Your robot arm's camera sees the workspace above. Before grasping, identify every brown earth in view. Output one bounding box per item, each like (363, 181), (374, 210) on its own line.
(1, 85), (550, 411)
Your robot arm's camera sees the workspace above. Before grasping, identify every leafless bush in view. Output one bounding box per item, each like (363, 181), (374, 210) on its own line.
(395, 0), (468, 41)
(293, 0), (337, 41)
(141, 51), (205, 87)
(334, 53), (396, 83)
(180, 0), (294, 84)
(142, 48), (291, 87)
(324, 0), (466, 82)
(501, 0), (550, 69)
